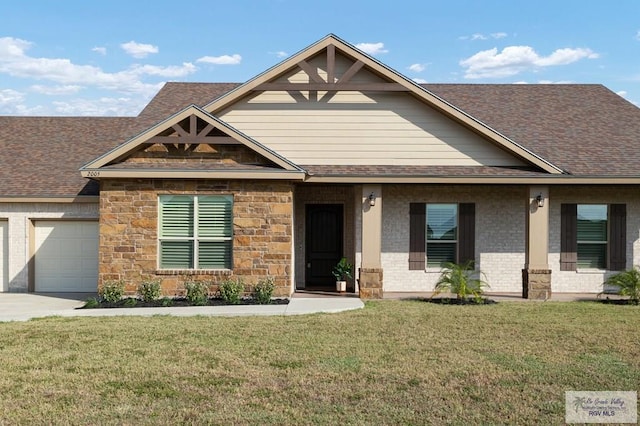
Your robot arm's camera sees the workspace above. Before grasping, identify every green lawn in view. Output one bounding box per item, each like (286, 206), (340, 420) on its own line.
(0, 300), (638, 424)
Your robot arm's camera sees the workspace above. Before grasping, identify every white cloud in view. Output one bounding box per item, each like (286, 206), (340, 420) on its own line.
(617, 90), (627, 97)
(92, 46), (106, 55)
(196, 54), (242, 65)
(0, 88), (23, 105)
(536, 79), (574, 84)
(271, 51), (288, 58)
(355, 42), (388, 55)
(120, 41), (158, 58)
(0, 88), (45, 115)
(636, 30), (640, 41)
(128, 63), (197, 77)
(460, 32), (508, 41)
(412, 78), (428, 84)
(408, 63), (426, 72)
(52, 96), (149, 116)
(460, 45), (599, 79)
(0, 36), (194, 103)
(30, 84), (82, 95)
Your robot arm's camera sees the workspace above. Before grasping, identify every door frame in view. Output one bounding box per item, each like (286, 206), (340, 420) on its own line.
(304, 203), (344, 288)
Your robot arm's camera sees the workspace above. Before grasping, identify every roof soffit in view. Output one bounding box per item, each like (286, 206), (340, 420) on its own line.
(204, 34), (564, 175)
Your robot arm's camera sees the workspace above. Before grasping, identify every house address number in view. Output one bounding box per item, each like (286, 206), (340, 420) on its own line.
(86, 171), (100, 177)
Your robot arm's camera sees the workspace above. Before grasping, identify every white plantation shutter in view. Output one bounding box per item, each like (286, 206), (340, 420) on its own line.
(160, 196), (193, 237)
(160, 241), (194, 269)
(159, 195), (233, 269)
(198, 241), (232, 269)
(198, 196), (233, 238)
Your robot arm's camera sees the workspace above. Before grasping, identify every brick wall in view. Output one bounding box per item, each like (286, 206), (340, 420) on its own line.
(380, 184), (526, 293)
(550, 186), (640, 293)
(99, 179), (293, 297)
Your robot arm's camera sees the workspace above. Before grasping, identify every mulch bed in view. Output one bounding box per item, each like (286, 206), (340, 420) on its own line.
(79, 297), (290, 309)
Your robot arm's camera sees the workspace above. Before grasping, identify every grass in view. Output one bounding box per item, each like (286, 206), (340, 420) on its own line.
(0, 301), (638, 424)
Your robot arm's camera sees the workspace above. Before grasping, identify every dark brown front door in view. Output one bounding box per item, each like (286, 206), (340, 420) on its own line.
(305, 204), (343, 288)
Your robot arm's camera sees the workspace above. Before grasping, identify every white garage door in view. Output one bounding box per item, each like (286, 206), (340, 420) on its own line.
(0, 220), (7, 292)
(35, 221), (98, 292)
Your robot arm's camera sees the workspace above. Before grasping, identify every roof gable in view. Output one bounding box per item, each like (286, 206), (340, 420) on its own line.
(80, 105), (305, 180)
(205, 34), (564, 174)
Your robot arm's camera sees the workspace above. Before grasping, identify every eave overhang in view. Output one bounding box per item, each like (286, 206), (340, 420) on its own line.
(80, 169), (307, 180)
(303, 175), (640, 184)
(0, 196), (99, 203)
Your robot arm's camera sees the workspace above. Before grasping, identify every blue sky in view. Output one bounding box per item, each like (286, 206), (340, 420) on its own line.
(1, 0), (639, 116)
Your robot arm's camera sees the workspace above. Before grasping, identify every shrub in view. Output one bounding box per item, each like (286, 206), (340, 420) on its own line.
(83, 297), (99, 309)
(137, 280), (162, 303)
(99, 280), (126, 303)
(432, 261), (489, 303)
(184, 281), (209, 306)
(603, 267), (640, 305)
(124, 298), (137, 307)
(253, 277), (275, 304)
(219, 278), (244, 304)
(160, 297), (173, 307)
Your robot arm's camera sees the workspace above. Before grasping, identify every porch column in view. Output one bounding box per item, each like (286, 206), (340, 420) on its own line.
(523, 185), (551, 299)
(360, 184), (383, 299)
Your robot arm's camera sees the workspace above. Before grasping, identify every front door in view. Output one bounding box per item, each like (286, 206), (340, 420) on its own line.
(305, 204), (343, 288)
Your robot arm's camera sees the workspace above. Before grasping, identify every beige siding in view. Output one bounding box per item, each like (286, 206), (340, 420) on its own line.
(220, 90), (526, 166)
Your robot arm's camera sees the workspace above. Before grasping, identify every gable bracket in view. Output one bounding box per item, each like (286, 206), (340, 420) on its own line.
(255, 82), (407, 91)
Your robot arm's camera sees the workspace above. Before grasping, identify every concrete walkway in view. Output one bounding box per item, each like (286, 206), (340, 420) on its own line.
(0, 293), (365, 323)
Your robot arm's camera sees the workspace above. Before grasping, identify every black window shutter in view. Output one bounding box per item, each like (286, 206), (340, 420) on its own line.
(609, 204), (626, 270)
(560, 204), (577, 271)
(409, 203), (426, 270)
(458, 203), (475, 265)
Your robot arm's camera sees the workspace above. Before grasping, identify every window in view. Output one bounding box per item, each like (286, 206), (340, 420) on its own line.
(409, 203), (475, 270)
(577, 204), (607, 269)
(159, 195), (233, 269)
(426, 204), (458, 268)
(560, 203), (626, 271)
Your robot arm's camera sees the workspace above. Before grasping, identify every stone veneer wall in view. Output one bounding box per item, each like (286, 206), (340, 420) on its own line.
(99, 179), (293, 297)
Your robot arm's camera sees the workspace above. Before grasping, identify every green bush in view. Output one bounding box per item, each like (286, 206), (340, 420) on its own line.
(603, 267), (640, 305)
(83, 297), (99, 309)
(99, 280), (126, 303)
(219, 278), (244, 304)
(160, 297), (173, 307)
(123, 298), (137, 307)
(432, 261), (489, 303)
(137, 280), (161, 303)
(184, 281), (209, 306)
(253, 277), (275, 304)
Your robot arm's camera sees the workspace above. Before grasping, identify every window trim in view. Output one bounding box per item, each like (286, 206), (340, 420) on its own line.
(561, 203), (626, 272)
(576, 204), (608, 270)
(409, 202), (475, 271)
(426, 203), (458, 269)
(158, 194), (233, 270)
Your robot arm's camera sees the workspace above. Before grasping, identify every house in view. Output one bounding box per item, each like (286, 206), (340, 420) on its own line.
(2, 34), (640, 299)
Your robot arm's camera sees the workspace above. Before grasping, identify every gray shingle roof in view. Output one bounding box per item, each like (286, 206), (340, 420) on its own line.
(1, 82), (639, 197)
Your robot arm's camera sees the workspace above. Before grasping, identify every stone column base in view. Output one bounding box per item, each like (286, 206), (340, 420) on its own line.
(359, 268), (383, 299)
(522, 269), (552, 300)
